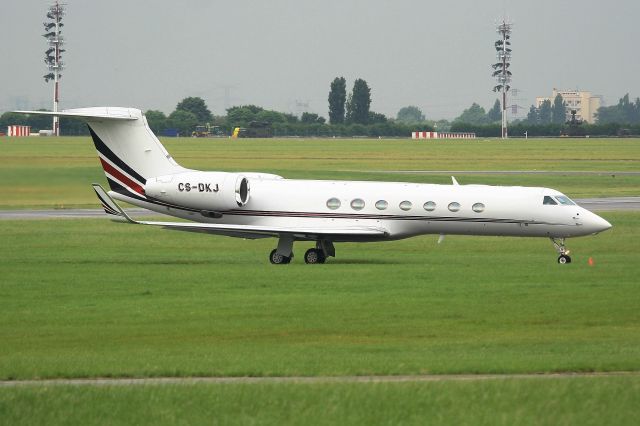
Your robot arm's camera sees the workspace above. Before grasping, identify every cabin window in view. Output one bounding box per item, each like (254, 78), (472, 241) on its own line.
(350, 198), (365, 211)
(555, 196), (575, 205)
(472, 202), (485, 213)
(448, 202), (461, 212)
(375, 200), (388, 210)
(423, 201), (436, 211)
(399, 201), (412, 211)
(326, 198), (341, 210)
(543, 196), (557, 205)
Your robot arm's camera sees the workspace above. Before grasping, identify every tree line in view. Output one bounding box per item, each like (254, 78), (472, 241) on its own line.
(3, 85), (639, 137)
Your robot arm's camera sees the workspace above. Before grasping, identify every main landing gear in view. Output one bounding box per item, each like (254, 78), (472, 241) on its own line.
(268, 238), (335, 265)
(550, 237), (572, 264)
(269, 249), (292, 264)
(304, 248), (326, 264)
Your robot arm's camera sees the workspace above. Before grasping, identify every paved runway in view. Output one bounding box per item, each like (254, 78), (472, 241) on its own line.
(357, 170), (640, 176)
(0, 197), (638, 220)
(1, 371), (638, 387)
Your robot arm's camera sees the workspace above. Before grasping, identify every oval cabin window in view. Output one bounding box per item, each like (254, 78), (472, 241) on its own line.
(423, 201), (436, 211)
(326, 198), (341, 210)
(472, 202), (485, 213)
(399, 201), (412, 211)
(375, 200), (388, 210)
(350, 199), (365, 211)
(448, 202), (461, 212)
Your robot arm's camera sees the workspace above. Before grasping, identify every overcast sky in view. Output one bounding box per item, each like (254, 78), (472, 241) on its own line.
(2, 0), (639, 120)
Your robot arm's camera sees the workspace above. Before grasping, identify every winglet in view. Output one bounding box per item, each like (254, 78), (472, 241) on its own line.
(451, 176), (459, 186)
(91, 183), (139, 224)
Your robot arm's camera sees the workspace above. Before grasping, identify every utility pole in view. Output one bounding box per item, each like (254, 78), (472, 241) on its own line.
(43, 1), (65, 136)
(493, 20), (512, 139)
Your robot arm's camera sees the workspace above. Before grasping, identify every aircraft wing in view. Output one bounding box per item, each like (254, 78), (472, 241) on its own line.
(92, 184), (389, 240)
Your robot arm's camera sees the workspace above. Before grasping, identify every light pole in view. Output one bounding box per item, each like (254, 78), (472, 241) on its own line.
(493, 20), (512, 139)
(43, 1), (65, 136)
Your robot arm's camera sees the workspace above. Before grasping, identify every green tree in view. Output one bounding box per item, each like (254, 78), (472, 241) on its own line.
(596, 94), (640, 124)
(255, 110), (286, 124)
(145, 110), (167, 134)
(348, 78), (371, 125)
(345, 93), (353, 123)
(538, 100), (552, 124)
(396, 106), (425, 123)
(454, 103), (487, 125)
(175, 97), (213, 123)
(552, 94), (566, 124)
(486, 99), (502, 122)
(328, 77), (347, 124)
(301, 112), (326, 124)
(368, 111), (388, 124)
(226, 105), (262, 126)
(526, 105), (538, 124)
(167, 110), (198, 136)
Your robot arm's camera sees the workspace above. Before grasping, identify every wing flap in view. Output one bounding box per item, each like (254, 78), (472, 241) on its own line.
(137, 220), (388, 238)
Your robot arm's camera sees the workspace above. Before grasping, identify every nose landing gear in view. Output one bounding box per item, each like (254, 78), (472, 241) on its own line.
(550, 237), (572, 264)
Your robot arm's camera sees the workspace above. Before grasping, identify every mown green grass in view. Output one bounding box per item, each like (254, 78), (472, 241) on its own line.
(1, 136), (639, 208)
(1, 136), (639, 424)
(1, 377), (639, 425)
(0, 212), (637, 380)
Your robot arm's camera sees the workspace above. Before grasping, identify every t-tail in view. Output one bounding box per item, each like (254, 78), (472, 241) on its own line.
(15, 107), (187, 200)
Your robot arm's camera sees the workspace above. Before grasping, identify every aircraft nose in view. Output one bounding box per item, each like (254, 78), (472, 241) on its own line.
(586, 212), (612, 234)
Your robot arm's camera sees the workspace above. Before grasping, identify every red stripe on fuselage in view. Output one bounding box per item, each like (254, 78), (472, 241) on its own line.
(99, 158), (145, 196)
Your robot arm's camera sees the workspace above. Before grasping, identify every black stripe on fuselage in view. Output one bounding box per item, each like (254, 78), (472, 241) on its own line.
(110, 193), (558, 227)
(88, 125), (147, 185)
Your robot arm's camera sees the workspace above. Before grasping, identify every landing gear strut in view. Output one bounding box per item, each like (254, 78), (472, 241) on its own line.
(550, 237), (572, 264)
(269, 236), (294, 265)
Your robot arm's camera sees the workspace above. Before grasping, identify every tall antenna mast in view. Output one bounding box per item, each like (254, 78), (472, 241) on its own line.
(493, 20), (512, 139)
(43, 1), (65, 136)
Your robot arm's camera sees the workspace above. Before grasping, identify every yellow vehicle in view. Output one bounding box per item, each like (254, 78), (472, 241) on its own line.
(192, 124), (224, 138)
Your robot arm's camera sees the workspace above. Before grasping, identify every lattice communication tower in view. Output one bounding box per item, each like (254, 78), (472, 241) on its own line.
(43, 1), (65, 136)
(493, 21), (512, 139)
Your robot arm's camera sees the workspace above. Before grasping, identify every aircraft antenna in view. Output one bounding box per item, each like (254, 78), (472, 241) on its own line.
(493, 20), (512, 139)
(43, 1), (66, 136)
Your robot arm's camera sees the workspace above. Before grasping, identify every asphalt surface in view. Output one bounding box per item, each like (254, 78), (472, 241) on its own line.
(359, 170), (640, 176)
(0, 197), (638, 221)
(1, 371), (638, 387)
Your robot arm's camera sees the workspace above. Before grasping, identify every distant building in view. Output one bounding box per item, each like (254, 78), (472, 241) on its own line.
(536, 89), (603, 124)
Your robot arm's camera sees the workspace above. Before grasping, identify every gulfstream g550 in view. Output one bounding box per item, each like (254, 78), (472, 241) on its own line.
(17, 107), (611, 264)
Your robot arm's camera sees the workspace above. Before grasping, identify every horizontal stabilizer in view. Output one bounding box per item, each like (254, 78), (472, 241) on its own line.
(14, 107), (139, 121)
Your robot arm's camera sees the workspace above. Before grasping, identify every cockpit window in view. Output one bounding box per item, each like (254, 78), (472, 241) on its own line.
(555, 196), (575, 205)
(543, 196), (558, 205)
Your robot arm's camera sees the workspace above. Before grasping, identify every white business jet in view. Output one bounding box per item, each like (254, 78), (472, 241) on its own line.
(18, 107), (612, 264)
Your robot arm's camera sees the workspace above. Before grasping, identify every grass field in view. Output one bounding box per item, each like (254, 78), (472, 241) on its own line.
(1, 136), (639, 208)
(1, 377), (639, 425)
(1, 136), (639, 424)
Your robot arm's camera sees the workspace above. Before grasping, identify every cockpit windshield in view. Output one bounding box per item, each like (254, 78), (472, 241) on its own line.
(543, 195), (576, 206)
(555, 196), (575, 205)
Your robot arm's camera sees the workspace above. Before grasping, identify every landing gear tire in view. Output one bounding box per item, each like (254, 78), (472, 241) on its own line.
(269, 249), (292, 265)
(304, 248), (326, 264)
(557, 254), (572, 264)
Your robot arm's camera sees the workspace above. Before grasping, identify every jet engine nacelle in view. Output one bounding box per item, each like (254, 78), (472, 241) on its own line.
(144, 172), (250, 211)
